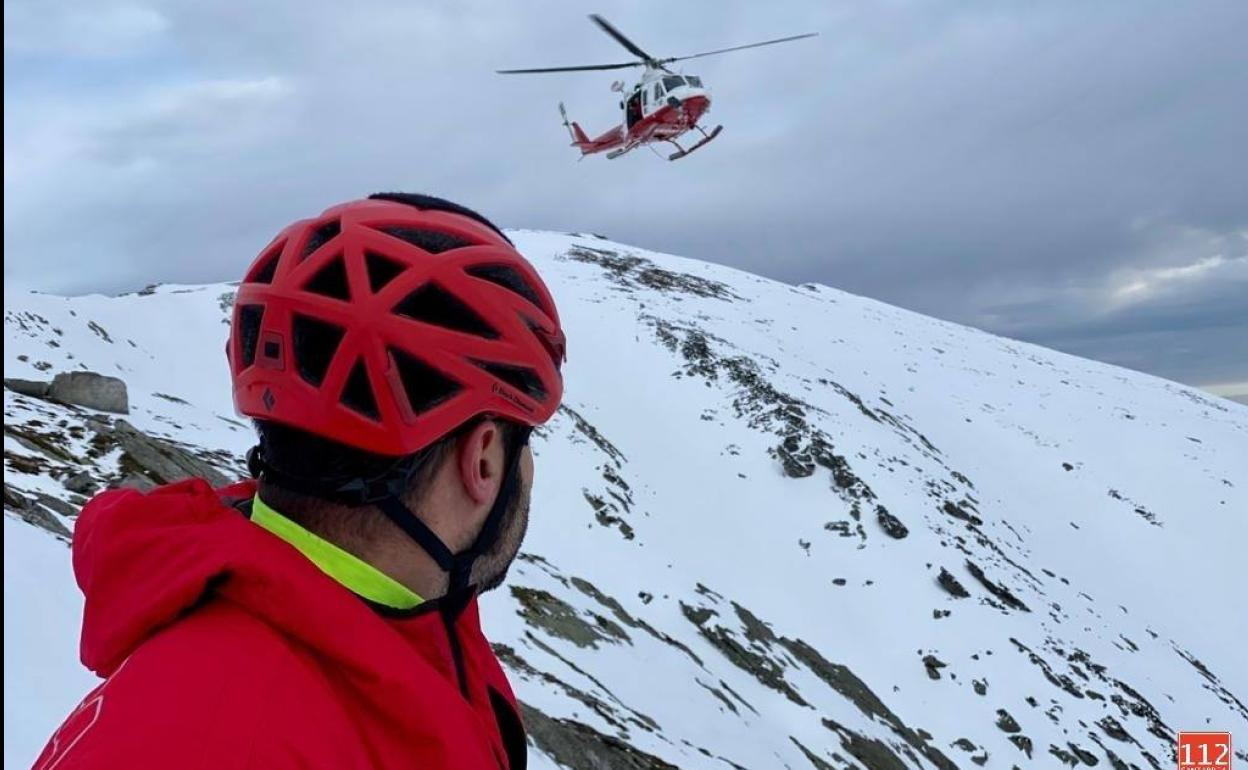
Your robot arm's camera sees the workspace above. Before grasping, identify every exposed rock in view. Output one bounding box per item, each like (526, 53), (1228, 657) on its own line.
(680, 601), (809, 707)
(1068, 743), (1100, 765)
(995, 709), (1021, 733)
(776, 635), (958, 770)
(965, 561), (1031, 612)
(789, 737), (837, 770)
(520, 702), (679, 770)
(107, 420), (231, 487)
(570, 576), (703, 667)
(923, 654), (948, 680)
(937, 568), (970, 598)
(63, 471), (99, 495)
(1096, 716), (1132, 742)
(567, 245), (740, 302)
(35, 493), (78, 519)
(1009, 735), (1034, 758)
(3, 485), (72, 540)
(876, 505), (910, 538)
(942, 500), (984, 527)
(823, 717), (913, 770)
(4, 378), (51, 398)
(1050, 744), (1080, 766)
(49, 371), (129, 414)
(512, 586), (629, 649)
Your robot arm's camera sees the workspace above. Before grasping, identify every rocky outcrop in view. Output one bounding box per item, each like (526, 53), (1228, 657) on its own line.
(3, 485), (72, 540)
(104, 419), (231, 488)
(49, 372), (129, 414)
(4, 378), (51, 398)
(520, 702), (680, 770)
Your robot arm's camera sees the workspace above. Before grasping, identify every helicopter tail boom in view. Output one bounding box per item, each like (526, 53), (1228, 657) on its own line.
(559, 102), (624, 156)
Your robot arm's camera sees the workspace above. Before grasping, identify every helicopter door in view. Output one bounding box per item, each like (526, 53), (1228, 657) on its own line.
(625, 90), (643, 129)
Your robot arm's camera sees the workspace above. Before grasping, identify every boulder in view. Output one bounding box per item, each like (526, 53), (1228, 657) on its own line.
(49, 372), (129, 414)
(63, 471), (99, 495)
(4, 378), (51, 398)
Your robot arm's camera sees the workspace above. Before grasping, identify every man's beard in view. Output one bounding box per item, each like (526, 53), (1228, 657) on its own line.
(471, 483), (530, 593)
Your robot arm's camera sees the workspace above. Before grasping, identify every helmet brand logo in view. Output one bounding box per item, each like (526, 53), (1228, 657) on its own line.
(492, 382), (535, 414)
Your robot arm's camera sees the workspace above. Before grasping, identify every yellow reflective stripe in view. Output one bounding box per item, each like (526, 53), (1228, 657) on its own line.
(251, 495), (423, 610)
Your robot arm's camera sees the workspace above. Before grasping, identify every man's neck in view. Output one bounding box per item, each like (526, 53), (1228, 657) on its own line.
(251, 494), (449, 606)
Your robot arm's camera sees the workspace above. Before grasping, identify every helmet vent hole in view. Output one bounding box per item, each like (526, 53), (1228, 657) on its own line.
(393, 283), (499, 339)
(465, 264), (545, 310)
(365, 250), (407, 293)
(247, 244), (283, 284)
(527, 318), (566, 368)
(390, 348), (463, 414)
(376, 226), (471, 255)
(236, 304), (265, 368)
(474, 360), (547, 402)
(340, 359), (380, 421)
(300, 219), (341, 262)
(292, 314), (345, 386)
(303, 254), (351, 301)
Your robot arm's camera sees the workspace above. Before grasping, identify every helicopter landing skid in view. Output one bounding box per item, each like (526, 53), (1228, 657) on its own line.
(667, 125), (722, 161)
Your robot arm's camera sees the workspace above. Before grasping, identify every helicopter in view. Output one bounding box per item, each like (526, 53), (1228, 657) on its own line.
(498, 15), (817, 161)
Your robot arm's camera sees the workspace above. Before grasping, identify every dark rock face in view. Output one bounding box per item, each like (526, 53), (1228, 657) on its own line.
(63, 471), (98, 495)
(876, 505), (910, 539)
(520, 702), (680, 770)
(937, 568), (970, 598)
(4, 378), (51, 398)
(4, 485), (72, 540)
(923, 654), (948, 680)
(107, 420), (230, 487)
(49, 372), (129, 414)
(1009, 735), (1034, 758)
(995, 709), (1021, 733)
(965, 561), (1031, 612)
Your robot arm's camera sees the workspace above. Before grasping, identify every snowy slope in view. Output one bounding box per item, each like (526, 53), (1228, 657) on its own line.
(5, 232), (1246, 770)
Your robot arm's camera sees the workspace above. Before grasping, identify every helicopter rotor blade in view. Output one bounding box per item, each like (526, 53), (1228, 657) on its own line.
(589, 14), (656, 64)
(660, 32), (818, 65)
(497, 61), (644, 74)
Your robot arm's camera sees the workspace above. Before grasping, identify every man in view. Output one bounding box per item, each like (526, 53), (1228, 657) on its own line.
(34, 193), (566, 769)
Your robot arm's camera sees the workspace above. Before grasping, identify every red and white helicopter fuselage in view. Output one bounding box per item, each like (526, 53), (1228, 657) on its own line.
(561, 68), (722, 160)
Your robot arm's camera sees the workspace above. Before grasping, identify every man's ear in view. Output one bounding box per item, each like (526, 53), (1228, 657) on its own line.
(456, 421), (505, 505)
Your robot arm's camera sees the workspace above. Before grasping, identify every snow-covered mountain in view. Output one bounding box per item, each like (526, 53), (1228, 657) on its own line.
(5, 232), (1246, 770)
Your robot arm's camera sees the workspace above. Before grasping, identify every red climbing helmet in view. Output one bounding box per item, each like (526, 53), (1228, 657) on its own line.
(229, 194), (565, 456)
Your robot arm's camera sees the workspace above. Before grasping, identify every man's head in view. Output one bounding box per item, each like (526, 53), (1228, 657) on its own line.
(228, 193), (565, 596)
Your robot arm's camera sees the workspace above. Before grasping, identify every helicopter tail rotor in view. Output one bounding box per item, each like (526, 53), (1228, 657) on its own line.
(559, 102), (591, 148)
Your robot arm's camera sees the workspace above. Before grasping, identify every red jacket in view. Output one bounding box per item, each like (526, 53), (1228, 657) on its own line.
(34, 479), (527, 770)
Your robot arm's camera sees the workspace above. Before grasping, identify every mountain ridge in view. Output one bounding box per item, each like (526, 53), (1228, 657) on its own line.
(5, 230), (1246, 770)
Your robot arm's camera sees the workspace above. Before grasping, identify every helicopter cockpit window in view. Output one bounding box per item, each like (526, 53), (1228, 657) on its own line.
(653, 83), (662, 101)
(663, 76), (685, 91)
(686, 76), (703, 87)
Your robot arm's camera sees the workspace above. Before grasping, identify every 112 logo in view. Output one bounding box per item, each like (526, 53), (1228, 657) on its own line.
(1179, 732), (1232, 770)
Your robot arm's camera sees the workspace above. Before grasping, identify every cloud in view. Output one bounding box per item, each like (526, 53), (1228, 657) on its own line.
(4, 1), (168, 58)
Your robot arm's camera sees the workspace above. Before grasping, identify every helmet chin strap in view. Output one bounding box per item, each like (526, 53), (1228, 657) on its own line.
(248, 427), (530, 605)
(373, 437), (525, 600)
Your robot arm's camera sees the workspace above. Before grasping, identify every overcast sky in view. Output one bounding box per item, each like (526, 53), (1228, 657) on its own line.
(5, 0), (1246, 396)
